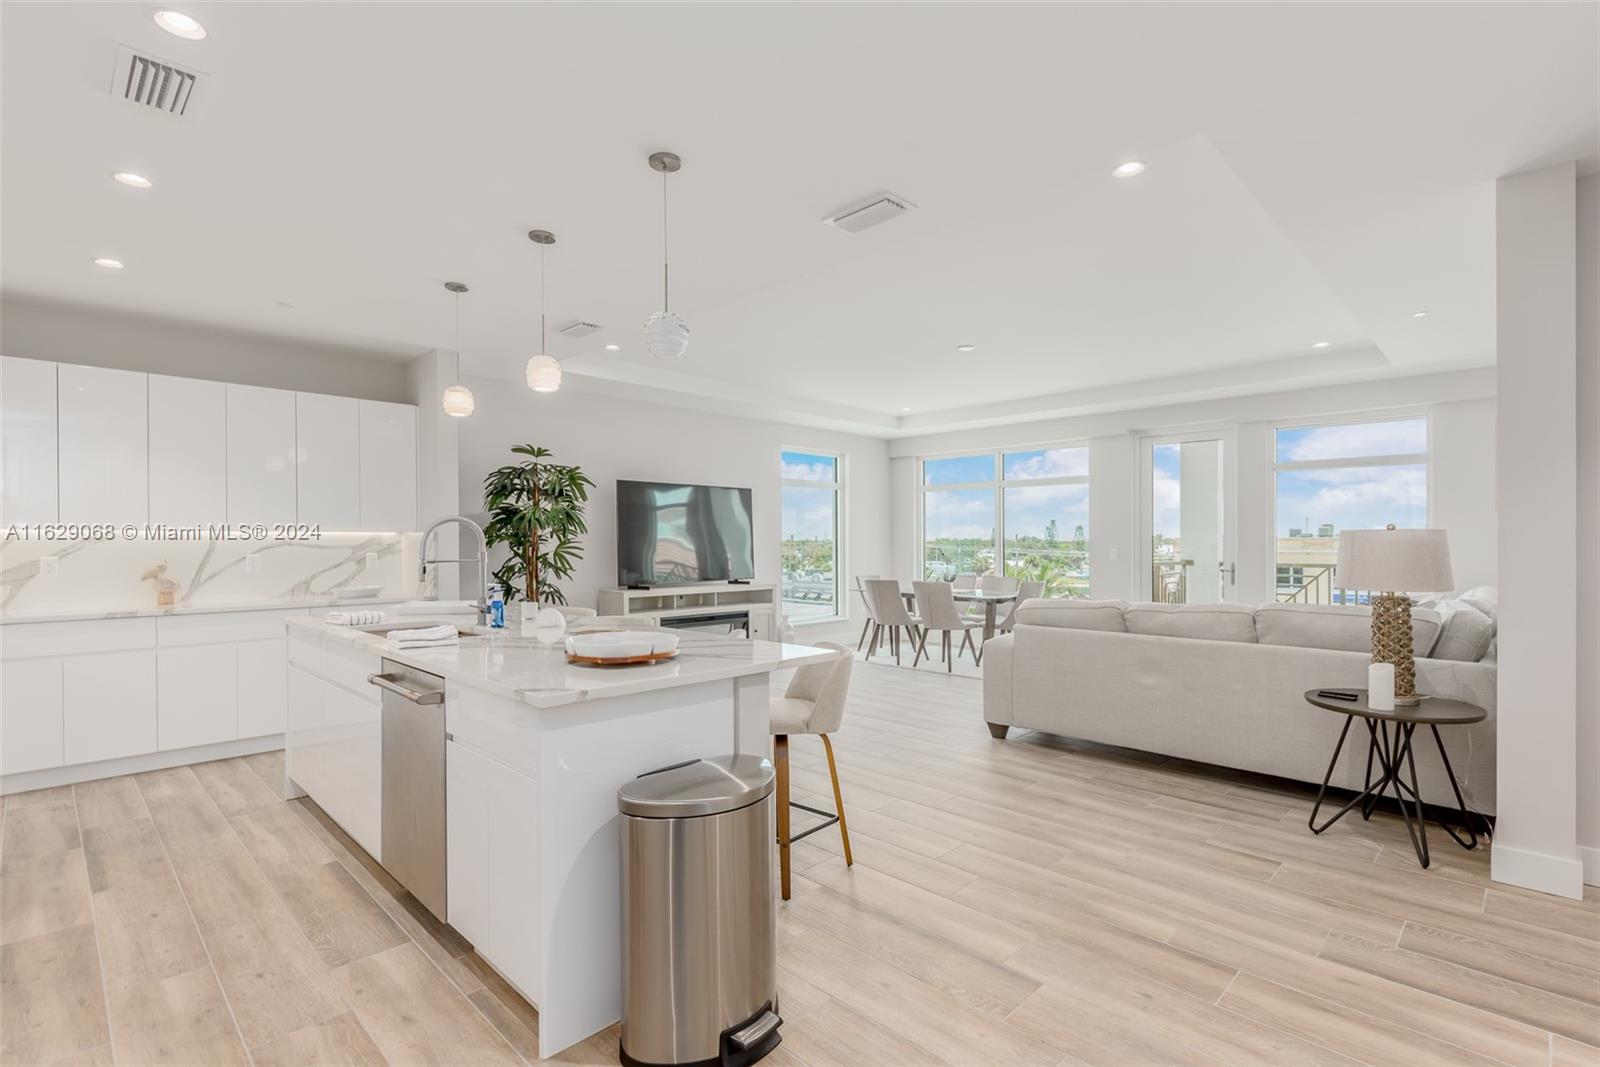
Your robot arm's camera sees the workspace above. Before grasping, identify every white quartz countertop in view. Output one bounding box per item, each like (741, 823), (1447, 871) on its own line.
(285, 616), (835, 709)
(1, 596), (409, 625)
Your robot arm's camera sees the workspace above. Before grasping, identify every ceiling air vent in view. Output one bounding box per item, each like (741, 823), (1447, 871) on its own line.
(111, 45), (205, 117)
(823, 192), (916, 234)
(557, 320), (604, 338)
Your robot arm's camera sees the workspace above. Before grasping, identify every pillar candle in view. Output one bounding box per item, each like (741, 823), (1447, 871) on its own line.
(1368, 662), (1396, 711)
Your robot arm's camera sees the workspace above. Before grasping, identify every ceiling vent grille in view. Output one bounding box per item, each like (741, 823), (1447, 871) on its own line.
(111, 45), (205, 117)
(823, 193), (916, 234)
(557, 320), (604, 338)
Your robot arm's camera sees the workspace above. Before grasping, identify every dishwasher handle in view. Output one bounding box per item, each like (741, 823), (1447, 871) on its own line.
(368, 673), (444, 705)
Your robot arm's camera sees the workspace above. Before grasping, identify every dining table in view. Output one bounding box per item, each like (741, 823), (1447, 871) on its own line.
(895, 584), (1018, 643)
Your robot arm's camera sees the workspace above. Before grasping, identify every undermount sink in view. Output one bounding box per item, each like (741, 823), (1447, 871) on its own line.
(352, 620), (480, 638)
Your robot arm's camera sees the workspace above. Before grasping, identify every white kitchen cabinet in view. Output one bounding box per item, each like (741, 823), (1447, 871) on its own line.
(148, 374), (227, 525)
(0, 356), (58, 525)
(227, 384), (297, 526)
(295, 392), (361, 530)
(237, 638), (288, 738)
(157, 644), (239, 751)
(57, 363), (147, 524)
(445, 737), (540, 1000)
(286, 662), (324, 795)
(358, 399), (417, 531)
(0, 657), (63, 775)
(63, 649), (158, 765)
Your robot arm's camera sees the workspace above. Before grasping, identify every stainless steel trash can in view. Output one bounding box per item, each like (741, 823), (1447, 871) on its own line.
(618, 755), (781, 1067)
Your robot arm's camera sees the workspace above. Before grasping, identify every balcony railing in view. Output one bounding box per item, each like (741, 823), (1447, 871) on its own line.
(1151, 559), (1192, 604)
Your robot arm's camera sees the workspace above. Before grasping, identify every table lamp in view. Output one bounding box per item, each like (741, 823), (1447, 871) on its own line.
(1335, 526), (1454, 706)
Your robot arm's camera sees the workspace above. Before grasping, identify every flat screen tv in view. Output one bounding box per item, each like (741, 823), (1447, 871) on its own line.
(616, 480), (755, 587)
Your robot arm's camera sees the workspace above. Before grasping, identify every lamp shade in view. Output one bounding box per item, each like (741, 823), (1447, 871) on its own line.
(1335, 527), (1454, 593)
(525, 354), (562, 392)
(441, 383), (475, 417)
(643, 310), (689, 360)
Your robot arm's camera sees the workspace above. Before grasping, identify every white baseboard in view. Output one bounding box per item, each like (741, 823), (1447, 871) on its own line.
(1580, 845), (1600, 888)
(1490, 841), (1587, 899)
(1, 735), (285, 796)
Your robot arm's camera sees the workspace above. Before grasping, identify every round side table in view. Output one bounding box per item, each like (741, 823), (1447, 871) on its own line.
(1303, 688), (1489, 868)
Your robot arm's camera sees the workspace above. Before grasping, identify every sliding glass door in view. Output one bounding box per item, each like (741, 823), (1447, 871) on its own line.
(1139, 430), (1236, 604)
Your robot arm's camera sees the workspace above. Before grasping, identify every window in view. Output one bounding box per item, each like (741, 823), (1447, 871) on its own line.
(781, 450), (842, 623)
(920, 446), (1090, 597)
(1273, 416), (1428, 603)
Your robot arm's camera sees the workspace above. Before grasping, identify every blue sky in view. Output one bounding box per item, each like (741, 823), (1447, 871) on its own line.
(1274, 419), (1428, 535)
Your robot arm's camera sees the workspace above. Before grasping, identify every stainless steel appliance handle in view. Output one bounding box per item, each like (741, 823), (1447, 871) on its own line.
(368, 673), (444, 705)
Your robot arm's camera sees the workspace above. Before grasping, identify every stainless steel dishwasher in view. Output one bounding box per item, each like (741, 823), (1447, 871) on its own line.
(369, 659), (448, 921)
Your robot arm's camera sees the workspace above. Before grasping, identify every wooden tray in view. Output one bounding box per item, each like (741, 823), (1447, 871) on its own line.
(566, 649), (679, 667)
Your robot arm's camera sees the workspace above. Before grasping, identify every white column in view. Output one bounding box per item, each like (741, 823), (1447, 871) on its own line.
(1576, 173), (1600, 887)
(1492, 162), (1583, 898)
(407, 349), (463, 599)
(1088, 434), (1134, 599)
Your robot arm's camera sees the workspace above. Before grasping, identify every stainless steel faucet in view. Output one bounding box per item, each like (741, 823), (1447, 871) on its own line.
(419, 515), (492, 625)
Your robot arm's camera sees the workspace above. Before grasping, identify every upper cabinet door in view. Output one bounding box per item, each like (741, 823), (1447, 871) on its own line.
(296, 392), (361, 530)
(0, 356), (58, 525)
(359, 400), (417, 531)
(58, 363), (148, 524)
(149, 375), (227, 525)
(226, 384), (297, 526)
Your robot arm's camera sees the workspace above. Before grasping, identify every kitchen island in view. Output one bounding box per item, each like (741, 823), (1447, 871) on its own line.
(281, 615), (831, 1059)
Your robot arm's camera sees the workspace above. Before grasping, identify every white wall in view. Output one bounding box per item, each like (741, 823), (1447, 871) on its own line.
(0, 295), (414, 403)
(1577, 172), (1599, 887)
(456, 376), (893, 620)
(888, 370), (1498, 600)
(406, 349), (463, 599)
(1492, 162), (1583, 899)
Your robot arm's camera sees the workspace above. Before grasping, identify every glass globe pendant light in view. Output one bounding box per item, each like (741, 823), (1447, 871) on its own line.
(525, 229), (562, 392)
(643, 151), (689, 360)
(440, 282), (475, 417)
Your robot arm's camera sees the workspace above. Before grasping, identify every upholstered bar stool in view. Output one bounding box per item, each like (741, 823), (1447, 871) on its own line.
(771, 642), (855, 900)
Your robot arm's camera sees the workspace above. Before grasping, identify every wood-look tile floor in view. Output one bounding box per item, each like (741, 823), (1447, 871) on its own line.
(3, 661), (1597, 1066)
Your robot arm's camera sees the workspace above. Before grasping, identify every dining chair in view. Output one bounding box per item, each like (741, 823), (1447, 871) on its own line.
(911, 581), (984, 672)
(997, 580), (1045, 632)
(771, 641), (854, 900)
(979, 574), (1020, 595)
(853, 575), (881, 651)
(864, 578), (920, 665)
(952, 574), (977, 591)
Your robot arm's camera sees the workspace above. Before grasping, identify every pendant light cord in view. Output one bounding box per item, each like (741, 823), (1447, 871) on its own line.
(540, 243), (548, 351)
(662, 167), (670, 313)
(452, 290), (462, 386)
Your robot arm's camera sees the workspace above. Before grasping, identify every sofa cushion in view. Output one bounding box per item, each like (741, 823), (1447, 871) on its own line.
(1254, 603), (1442, 656)
(1429, 600), (1496, 662)
(1013, 598), (1128, 632)
(1123, 602), (1258, 643)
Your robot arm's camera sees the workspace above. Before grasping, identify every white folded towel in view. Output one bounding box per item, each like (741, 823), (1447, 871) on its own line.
(394, 600), (477, 616)
(326, 609), (386, 626)
(389, 623), (461, 650)
(389, 636), (460, 650)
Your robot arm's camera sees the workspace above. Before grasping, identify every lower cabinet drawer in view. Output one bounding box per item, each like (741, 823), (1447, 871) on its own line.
(64, 650), (157, 765)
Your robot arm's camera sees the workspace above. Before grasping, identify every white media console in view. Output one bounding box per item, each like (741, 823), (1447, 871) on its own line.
(595, 581), (777, 640)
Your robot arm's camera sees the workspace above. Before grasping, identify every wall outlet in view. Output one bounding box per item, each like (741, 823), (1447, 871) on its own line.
(245, 553), (262, 576)
(1109, 548), (1120, 562)
(39, 555), (59, 577)
(365, 552), (379, 570)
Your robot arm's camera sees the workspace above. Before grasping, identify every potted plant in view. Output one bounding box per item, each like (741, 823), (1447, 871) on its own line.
(483, 444), (594, 614)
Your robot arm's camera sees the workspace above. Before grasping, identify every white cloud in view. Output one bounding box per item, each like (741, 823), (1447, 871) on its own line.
(1280, 420), (1426, 462)
(1005, 448), (1089, 480)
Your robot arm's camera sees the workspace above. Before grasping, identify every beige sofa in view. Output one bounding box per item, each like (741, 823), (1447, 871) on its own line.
(981, 595), (1498, 814)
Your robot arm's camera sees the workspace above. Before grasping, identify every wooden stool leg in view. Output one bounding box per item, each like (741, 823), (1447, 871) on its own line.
(774, 734), (791, 900)
(820, 733), (852, 867)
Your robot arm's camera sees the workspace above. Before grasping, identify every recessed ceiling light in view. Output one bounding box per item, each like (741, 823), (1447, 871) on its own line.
(1311, 340), (1331, 349)
(1412, 310), (1429, 319)
(955, 344), (976, 352)
(1111, 160), (1147, 178)
(604, 343), (620, 351)
(93, 257), (124, 270)
(901, 407), (912, 413)
(113, 172), (152, 189)
(153, 9), (206, 39)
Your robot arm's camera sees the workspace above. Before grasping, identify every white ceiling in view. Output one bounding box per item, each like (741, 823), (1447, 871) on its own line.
(3, 2), (1596, 437)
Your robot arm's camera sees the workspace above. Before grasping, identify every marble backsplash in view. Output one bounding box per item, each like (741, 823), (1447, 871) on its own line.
(0, 533), (425, 618)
